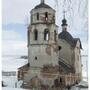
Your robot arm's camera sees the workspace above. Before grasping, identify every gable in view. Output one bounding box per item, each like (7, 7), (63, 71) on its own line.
(73, 38), (82, 49)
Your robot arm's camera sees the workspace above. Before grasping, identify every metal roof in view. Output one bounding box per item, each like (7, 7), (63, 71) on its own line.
(58, 31), (82, 49)
(34, 3), (53, 10)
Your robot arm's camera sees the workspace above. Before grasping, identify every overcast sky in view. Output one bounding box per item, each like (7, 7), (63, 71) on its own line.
(2, 0), (88, 55)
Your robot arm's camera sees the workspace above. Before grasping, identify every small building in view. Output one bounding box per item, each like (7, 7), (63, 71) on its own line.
(18, 0), (82, 89)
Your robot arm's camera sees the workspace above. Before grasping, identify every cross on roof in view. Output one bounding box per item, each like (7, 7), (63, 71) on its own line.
(63, 10), (66, 19)
(41, 0), (45, 4)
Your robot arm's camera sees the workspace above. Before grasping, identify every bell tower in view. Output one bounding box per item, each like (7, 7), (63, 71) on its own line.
(27, 0), (58, 70)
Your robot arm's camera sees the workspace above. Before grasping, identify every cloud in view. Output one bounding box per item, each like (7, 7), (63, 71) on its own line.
(2, 23), (27, 40)
(2, 29), (27, 55)
(2, 0), (40, 24)
(2, 0), (56, 24)
(2, 30), (22, 40)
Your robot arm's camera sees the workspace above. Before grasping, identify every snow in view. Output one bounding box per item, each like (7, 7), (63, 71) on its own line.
(2, 55), (28, 71)
(2, 87), (29, 90)
(78, 81), (88, 87)
(70, 86), (88, 90)
(2, 76), (17, 87)
(70, 81), (88, 90)
(2, 55), (28, 88)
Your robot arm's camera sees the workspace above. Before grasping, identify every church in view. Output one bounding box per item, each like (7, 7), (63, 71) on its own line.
(18, 0), (82, 89)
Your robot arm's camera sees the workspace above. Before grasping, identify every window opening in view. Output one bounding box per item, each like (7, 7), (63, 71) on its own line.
(44, 29), (49, 40)
(34, 29), (38, 40)
(37, 13), (39, 20)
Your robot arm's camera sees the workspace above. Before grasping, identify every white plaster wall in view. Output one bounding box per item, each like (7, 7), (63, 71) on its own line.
(74, 40), (82, 75)
(28, 24), (58, 45)
(31, 8), (55, 24)
(28, 45), (58, 68)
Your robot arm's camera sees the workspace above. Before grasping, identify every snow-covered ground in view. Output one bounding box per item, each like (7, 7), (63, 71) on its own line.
(3, 76), (17, 88)
(2, 87), (29, 90)
(2, 55), (28, 71)
(2, 55), (28, 88)
(70, 87), (88, 90)
(70, 81), (88, 90)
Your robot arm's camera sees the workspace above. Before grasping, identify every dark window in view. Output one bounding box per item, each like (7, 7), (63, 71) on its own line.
(37, 13), (39, 20)
(44, 29), (50, 40)
(63, 27), (67, 31)
(54, 79), (59, 87)
(34, 29), (38, 40)
(35, 57), (37, 60)
(58, 46), (62, 50)
(54, 30), (57, 41)
(45, 12), (48, 20)
(60, 78), (62, 83)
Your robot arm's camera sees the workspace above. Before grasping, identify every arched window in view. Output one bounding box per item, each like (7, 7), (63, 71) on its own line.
(34, 29), (38, 40)
(59, 77), (62, 83)
(44, 29), (50, 41)
(54, 30), (57, 41)
(37, 13), (39, 20)
(45, 12), (48, 20)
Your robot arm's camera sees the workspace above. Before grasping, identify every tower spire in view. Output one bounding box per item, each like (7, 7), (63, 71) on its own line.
(61, 10), (68, 31)
(61, 10), (67, 27)
(41, 0), (44, 4)
(63, 10), (65, 19)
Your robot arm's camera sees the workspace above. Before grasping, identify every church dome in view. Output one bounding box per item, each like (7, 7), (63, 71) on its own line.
(58, 31), (74, 46)
(58, 31), (82, 48)
(34, 3), (53, 9)
(61, 18), (67, 26)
